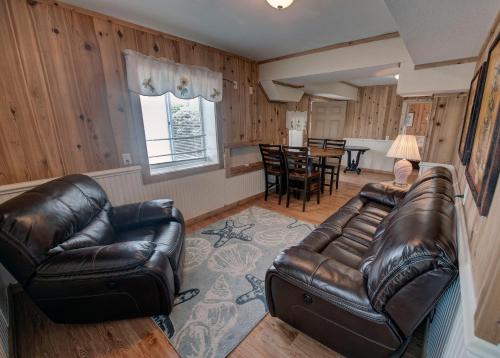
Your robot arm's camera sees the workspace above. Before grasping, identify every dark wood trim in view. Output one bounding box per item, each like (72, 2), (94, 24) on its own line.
(258, 32), (400, 64)
(185, 192), (265, 226)
(414, 57), (478, 70)
(227, 162), (263, 178)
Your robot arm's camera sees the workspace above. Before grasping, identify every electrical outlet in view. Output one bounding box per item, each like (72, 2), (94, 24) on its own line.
(233, 81), (238, 90)
(249, 86), (254, 95)
(122, 153), (132, 165)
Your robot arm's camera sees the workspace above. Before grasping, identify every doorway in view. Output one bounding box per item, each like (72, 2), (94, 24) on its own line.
(310, 101), (347, 139)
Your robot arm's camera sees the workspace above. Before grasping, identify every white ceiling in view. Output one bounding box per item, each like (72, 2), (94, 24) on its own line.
(385, 0), (499, 65)
(282, 64), (400, 87)
(61, 0), (397, 61)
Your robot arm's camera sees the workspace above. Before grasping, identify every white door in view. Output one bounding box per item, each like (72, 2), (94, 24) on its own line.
(310, 101), (347, 139)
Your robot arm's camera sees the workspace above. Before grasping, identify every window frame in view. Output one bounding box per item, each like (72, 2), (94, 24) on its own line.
(130, 93), (224, 184)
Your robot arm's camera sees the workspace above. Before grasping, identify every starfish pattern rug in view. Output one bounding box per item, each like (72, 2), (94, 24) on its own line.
(152, 206), (314, 358)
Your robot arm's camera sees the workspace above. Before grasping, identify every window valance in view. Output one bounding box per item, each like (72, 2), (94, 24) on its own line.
(123, 49), (223, 102)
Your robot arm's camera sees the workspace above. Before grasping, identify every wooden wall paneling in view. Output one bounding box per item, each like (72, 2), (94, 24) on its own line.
(0, 0), (64, 183)
(404, 102), (432, 136)
(0, 0), (258, 184)
(0, 1), (32, 184)
(29, 1), (96, 174)
(344, 85), (402, 140)
(67, 11), (119, 169)
(423, 94), (467, 164)
(93, 18), (135, 160)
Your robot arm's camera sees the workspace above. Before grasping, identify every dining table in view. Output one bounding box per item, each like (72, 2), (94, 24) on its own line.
(308, 147), (345, 193)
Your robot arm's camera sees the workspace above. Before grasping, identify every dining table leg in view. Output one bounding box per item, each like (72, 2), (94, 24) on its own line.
(321, 156), (326, 194)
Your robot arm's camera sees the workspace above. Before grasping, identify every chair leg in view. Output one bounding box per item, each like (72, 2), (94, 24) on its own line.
(286, 182), (291, 208)
(302, 179), (307, 212)
(317, 180), (321, 204)
(336, 165), (341, 190)
(264, 175), (269, 201)
(277, 175), (282, 205)
(329, 169), (334, 195)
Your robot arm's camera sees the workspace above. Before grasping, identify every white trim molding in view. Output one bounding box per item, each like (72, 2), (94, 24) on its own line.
(419, 162), (500, 357)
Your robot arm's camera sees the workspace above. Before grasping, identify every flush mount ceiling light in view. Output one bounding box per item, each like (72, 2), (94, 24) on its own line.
(266, 0), (295, 10)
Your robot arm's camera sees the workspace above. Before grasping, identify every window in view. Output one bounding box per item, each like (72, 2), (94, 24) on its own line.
(140, 93), (219, 175)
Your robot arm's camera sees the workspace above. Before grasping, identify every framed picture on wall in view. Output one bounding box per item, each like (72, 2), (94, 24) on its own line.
(458, 63), (486, 165)
(466, 34), (500, 216)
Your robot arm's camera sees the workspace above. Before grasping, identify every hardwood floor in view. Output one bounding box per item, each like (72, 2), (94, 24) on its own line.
(12, 171), (424, 358)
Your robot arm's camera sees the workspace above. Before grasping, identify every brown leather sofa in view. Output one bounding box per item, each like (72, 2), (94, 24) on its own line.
(265, 166), (458, 357)
(0, 174), (185, 323)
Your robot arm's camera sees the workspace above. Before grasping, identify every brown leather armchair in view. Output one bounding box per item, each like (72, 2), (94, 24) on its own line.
(266, 167), (458, 357)
(0, 174), (185, 323)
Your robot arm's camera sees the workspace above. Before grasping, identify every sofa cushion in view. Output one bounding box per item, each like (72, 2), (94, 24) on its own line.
(321, 236), (369, 268)
(365, 195), (457, 312)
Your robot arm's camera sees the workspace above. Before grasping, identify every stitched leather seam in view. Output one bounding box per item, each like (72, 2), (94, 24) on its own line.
(273, 271), (386, 322)
(308, 257), (329, 285)
(291, 304), (401, 350)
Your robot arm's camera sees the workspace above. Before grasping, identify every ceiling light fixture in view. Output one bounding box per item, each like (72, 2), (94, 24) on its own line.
(266, 0), (295, 10)
(394, 74), (400, 80)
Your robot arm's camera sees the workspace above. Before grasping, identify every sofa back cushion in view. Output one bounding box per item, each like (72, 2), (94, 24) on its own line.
(0, 175), (113, 283)
(365, 187), (457, 312)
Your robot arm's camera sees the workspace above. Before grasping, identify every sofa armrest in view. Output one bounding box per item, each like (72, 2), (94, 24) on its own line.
(359, 183), (407, 208)
(273, 246), (375, 315)
(37, 241), (155, 276)
(110, 199), (174, 231)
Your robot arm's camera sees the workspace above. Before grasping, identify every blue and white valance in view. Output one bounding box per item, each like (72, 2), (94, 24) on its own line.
(123, 49), (223, 102)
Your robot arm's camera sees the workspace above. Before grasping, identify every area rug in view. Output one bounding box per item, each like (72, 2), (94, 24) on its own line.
(152, 206), (315, 358)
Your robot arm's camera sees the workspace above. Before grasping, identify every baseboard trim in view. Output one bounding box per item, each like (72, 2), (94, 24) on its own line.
(185, 192), (265, 226)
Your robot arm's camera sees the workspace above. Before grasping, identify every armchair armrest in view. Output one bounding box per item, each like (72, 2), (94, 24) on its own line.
(359, 183), (407, 208)
(272, 246), (376, 316)
(37, 241), (155, 276)
(111, 199), (174, 231)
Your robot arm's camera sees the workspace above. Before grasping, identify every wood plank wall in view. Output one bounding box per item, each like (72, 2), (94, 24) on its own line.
(344, 85), (403, 140)
(424, 93), (467, 164)
(453, 14), (500, 344)
(0, 0), (284, 185)
(404, 102), (432, 136)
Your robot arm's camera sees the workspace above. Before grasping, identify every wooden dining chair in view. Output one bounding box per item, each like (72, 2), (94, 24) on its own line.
(282, 146), (321, 212)
(324, 139), (346, 194)
(307, 138), (325, 169)
(259, 144), (285, 204)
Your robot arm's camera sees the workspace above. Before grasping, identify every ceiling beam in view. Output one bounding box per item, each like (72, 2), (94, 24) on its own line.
(272, 80), (305, 89)
(414, 57), (478, 70)
(258, 32), (400, 64)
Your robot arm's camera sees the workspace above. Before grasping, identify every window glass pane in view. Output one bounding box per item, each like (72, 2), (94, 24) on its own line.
(139, 93), (217, 170)
(168, 94), (205, 162)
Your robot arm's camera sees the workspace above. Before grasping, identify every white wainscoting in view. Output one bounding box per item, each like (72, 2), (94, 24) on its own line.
(419, 162), (500, 358)
(342, 138), (395, 172)
(0, 166), (266, 220)
(0, 166), (266, 357)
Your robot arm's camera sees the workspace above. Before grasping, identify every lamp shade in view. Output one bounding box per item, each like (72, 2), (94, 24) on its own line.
(386, 134), (421, 161)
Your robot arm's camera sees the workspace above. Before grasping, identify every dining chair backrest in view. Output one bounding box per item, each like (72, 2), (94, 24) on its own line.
(259, 144), (284, 172)
(307, 138), (326, 149)
(325, 139), (346, 151)
(282, 146), (310, 176)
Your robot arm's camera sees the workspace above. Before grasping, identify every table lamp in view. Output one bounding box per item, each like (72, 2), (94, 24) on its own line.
(386, 134), (421, 186)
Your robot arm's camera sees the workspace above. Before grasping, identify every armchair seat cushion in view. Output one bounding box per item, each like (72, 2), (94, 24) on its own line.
(37, 241), (154, 276)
